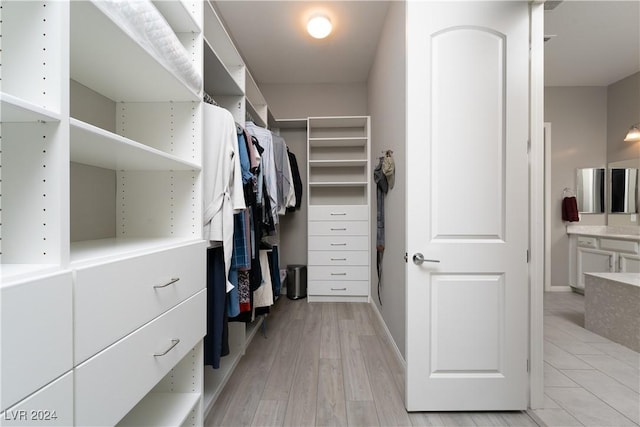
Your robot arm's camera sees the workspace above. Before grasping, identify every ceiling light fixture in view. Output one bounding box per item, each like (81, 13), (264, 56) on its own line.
(624, 123), (640, 142)
(307, 15), (332, 39)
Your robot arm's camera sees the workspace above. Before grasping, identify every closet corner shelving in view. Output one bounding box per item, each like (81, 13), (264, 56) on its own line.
(2, 0), (207, 425)
(307, 116), (372, 303)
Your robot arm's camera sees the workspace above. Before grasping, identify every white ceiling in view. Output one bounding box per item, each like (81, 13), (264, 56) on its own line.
(544, 0), (639, 86)
(215, 1), (640, 88)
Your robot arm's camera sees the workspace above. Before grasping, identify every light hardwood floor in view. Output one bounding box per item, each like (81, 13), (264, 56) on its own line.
(205, 297), (538, 427)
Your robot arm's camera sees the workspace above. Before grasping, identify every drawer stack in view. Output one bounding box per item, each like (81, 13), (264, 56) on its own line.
(308, 206), (370, 300)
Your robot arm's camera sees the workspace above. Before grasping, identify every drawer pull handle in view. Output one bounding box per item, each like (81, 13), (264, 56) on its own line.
(154, 339), (180, 357)
(331, 228), (347, 231)
(154, 277), (180, 289)
(331, 287), (347, 291)
(331, 272), (347, 276)
(330, 212), (347, 216)
(331, 243), (347, 246)
(331, 258), (347, 261)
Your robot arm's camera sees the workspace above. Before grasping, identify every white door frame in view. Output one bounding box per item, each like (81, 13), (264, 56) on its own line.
(529, 1), (545, 410)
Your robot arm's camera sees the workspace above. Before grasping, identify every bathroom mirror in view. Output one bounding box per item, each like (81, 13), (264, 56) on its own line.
(609, 168), (638, 213)
(576, 168), (605, 213)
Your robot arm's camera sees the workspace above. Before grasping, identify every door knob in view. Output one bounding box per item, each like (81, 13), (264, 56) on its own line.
(412, 253), (440, 265)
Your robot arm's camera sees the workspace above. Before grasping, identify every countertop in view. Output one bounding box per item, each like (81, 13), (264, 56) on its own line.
(584, 272), (640, 287)
(566, 225), (640, 241)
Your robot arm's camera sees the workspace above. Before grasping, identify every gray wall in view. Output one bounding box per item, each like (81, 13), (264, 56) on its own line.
(545, 87), (608, 288)
(607, 72), (640, 227)
(260, 83), (367, 119)
(367, 1), (407, 359)
(607, 72), (640, 165)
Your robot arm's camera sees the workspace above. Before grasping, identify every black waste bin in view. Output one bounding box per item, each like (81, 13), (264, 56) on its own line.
(286, 265), (307, 300)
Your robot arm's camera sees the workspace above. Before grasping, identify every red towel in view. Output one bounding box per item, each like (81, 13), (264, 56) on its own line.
(562, 196), (579, 222)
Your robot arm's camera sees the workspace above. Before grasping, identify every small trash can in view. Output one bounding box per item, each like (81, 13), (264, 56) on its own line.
(286, 264), (307, 300)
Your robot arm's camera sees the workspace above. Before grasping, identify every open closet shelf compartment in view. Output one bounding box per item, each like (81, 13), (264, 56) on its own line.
(203, 1), (244, 97)
(204, 37), (244, 97)
(309, 160), (367, 168)
(0, 92), (61, 123)
(70, 237), (200, 268)
(70, 118), (200, 171)
(245, 70), (268, 127)
(152, 1), (201, 33)
(70, 1), (200, 103)
(309, 181), (368, 187)
(117, 392), (200, 427)
(308, 137), (368, 148)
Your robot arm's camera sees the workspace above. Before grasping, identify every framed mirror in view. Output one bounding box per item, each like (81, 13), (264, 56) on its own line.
(609, 168), (638, 214)
(576, 168), (605, 213)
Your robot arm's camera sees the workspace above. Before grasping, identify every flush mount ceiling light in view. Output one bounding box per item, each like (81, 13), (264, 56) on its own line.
(624, 123), (640, 142)
(307, 15), (332, 39)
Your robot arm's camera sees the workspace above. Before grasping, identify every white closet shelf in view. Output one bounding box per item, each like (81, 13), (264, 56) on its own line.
(70, 118), (201, 171)
(270, 118), (307, 129)
(70, 237), (202, 268)
(0, 264), (62, 286)
(309, 182), (368, 187)
(70, 1), (200, 103)
(116, 392), (200, 427)
(204, 38), (244, 96)
(308, 117), (369, 128)
(203, 1), (244, 75)
(153, 1), (201, 33)
(0, 92), (61, 123)
(308, 137), (368, 148)
(309, 160), (367, 168)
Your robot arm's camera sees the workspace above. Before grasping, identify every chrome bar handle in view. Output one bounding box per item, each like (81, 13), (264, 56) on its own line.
(330, 212), (347, 216)
(331, 288), (347, 291)
(331, 258), (347, 261)
(412, 253), (440, 265)
(153, 339), (180, 357)
(331, 272), (347, 276)
(154, 277), (180, 289)
(331, 228), (347, 231)
(330, 243), (347, 246)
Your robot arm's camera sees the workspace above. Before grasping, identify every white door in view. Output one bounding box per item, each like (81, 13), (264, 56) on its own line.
(406, 1), (530, 411)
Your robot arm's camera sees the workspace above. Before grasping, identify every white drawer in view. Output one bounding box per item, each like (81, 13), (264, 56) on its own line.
(309, 266), (369, 281)
(600, 238), (638, 254)
(75, 290), (206, 427)
(1, 271), (72, 412)
(577, 236), (597, 249)
(308, 250), (369, 266)
(74, 241), (206, 364)
(0, 371), (73, 427)
(308, 221), (368, 236)
(309, 236), (368, 251)
(308, 205), (368, 221)
(308, 281), (369, 296)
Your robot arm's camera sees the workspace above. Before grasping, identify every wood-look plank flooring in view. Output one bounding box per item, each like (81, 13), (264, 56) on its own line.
(205, 297), (539, 427)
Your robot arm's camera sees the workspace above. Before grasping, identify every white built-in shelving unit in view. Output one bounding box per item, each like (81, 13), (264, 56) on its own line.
(1, 0), (208, 425)
(307, 117), (371, 302)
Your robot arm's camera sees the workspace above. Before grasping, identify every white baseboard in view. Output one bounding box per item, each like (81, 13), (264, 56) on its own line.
(369, 300), (406, 370)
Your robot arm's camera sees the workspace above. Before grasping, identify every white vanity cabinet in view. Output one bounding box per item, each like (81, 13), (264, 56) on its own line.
(570, 232), (640, 290)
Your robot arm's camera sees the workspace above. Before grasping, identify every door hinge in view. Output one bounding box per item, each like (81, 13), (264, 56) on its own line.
(527, 139), (531, 153)
(527, 359), (530, 373)
(404, 252), (408, 263)
(526, 249), (530, 263)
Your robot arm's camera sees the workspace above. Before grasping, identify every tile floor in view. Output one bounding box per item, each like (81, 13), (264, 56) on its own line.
(535, 291), (640, 426)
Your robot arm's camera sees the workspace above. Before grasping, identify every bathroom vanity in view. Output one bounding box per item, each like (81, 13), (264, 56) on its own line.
(567, 225), (640, 291)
